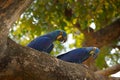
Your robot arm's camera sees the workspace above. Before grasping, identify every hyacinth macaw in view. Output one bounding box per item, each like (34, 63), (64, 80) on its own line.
(57, 47), (100, 63)
(27, 30), (67, 53)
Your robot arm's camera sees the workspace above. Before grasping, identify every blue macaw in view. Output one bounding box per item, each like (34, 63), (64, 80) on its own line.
(57, 47), (100, 63)
(27, 30), (67, 53)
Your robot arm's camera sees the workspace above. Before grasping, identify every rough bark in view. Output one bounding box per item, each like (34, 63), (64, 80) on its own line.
(95, 64), (120, 76)
(0, 0), (33, 59)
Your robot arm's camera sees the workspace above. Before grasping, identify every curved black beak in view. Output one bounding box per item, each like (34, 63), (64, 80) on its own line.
(63, 37), (67, 43)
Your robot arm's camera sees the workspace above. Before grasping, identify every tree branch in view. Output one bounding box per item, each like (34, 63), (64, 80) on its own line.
(84, 18), (120, 48)
(0, 38), (109, 80)
(109, 77), (120, 80)
(74, 18), (120, 49)
(95, 64), (120, 76)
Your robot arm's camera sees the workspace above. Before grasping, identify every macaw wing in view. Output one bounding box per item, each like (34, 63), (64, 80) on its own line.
(27, 37), (53, 53)
(57, 51), (81, 63)
(46, 44), (54, 53)
(57, 48), (90, 63)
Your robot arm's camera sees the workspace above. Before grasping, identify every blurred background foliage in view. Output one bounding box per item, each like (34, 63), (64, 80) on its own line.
(9, 0), (120, 69)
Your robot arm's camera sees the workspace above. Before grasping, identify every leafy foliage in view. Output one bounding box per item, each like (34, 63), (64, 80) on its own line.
(9, 0), (120, 69)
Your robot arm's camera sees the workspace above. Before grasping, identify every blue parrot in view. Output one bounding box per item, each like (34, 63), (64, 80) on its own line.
(27, 30), (67, 53)
(57, 47), (100, 63)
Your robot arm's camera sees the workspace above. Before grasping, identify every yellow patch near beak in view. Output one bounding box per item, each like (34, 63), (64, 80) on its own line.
(89, 47), (96, 55)
(90, 51), (94, 55)
(57, 35), (62, 40)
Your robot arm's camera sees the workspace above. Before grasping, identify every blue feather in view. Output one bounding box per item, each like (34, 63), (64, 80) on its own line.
(46, 44), (54, 53)
(27, 37), (53, 53)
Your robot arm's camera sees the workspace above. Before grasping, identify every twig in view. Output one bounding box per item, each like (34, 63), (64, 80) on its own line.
(95, 64), (120, 76)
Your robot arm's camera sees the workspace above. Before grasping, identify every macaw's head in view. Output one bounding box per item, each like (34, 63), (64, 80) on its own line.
(49, 30), (67, 43)
(86, 47), (100, 59)
(56, 30), (67, 43)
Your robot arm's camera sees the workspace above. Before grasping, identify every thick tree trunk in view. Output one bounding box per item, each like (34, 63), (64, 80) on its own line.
(0, 0), (120, 80)
(0, 0), (33, 58)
